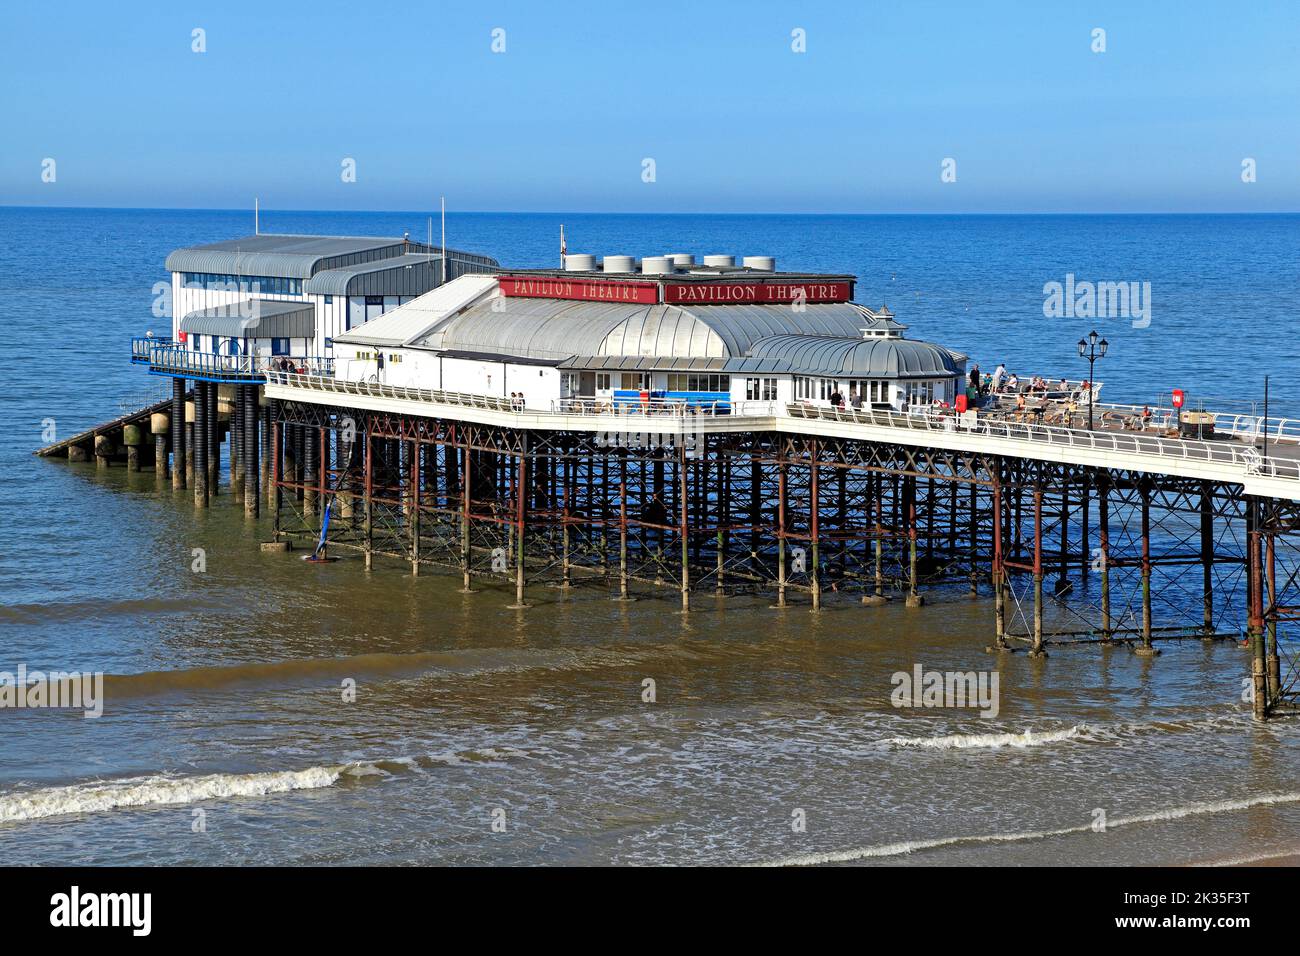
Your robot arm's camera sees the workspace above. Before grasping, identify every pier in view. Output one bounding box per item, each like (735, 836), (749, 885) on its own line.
(243, 369), (1300, 720)
(49, 235), (1299, 722)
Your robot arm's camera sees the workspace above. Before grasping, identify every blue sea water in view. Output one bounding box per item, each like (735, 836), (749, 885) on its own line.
(1, 207), (1298, 866)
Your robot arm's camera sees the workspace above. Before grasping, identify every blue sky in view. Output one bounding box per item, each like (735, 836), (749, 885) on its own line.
(2, 0), (1298, 212)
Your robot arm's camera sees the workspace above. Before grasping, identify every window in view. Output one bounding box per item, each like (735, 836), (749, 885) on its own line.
(595, 373), (611, 391)
(324, 295), (333, 305)
(365, 296), (384, 325)
(667, 373), (730, 393)
(746, 377), (777, 401)
(271, 338), (289, 356)
(324, 337), (333, 351)
(388, 353), (403, 363)
(210, 335), (220, 353)
(620, 372), (650, 390)
(181, 273), (301, 295)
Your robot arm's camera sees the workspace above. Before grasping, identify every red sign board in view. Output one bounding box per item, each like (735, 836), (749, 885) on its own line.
(499, 276), (659, 305)
(663, 282), (851, 305)
(1172, 389), (1185, 408)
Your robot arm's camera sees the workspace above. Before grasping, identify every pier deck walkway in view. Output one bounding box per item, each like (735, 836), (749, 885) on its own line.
(263, 371), (1300, 502)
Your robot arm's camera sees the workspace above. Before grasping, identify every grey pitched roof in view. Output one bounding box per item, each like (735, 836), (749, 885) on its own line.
(304, 252), (498, 296)
(165, 234), (499, 280)
(178, 299), (315, 338)
(725, 334), (966, 379)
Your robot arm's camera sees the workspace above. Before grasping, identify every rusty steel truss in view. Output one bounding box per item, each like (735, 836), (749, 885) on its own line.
(263, 398), (1300, 718)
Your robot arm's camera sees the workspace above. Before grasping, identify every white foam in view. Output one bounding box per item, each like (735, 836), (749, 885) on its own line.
(884, 726), (1086, 750)
(765, 791), (1300, 867)
(0, 766), (344, 823)
(0, 746), (532, 824)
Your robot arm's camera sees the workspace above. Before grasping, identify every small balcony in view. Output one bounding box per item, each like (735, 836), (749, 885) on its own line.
(130, 335), (173, 363)
(139, 342), (333, 383)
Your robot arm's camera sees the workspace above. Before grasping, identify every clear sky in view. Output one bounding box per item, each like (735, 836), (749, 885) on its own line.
(2, 0), (1297, 213)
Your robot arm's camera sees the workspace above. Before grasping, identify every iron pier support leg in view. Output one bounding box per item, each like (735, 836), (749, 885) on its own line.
(618, 478), (630, 600)
(302, 424), (318, 518)
(991, 459), (1007, 649)
(679, 441), (690, 612)
(207, 383), (220, 495)
(810, 445), (821, 611)
(171, 376), (186, 489)
(1135, 480), (1159, 657)
(1200, 482), (1214, 637)
(1246, 498), (1268, 718)
(411, 439), (421, 576)
(244, 385), (260, 518)
(271, 414), (281, 537)
(509, 438), (529, 608)
(261, 400), (272, 506)
(1266, 528), (1280, 703)
(364, 430), (374, 570)
(193, 382), (208, 507)
(458, 442), (472, 590)
(1030, 481), (1046, 657)
(231, 387), (243, 499)
(1099, 476), (1112, 643)
(776, 454), (787, 608)
(905, 475), (924, 607)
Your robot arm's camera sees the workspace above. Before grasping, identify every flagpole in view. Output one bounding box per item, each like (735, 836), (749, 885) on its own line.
(560, 223), (566, 268)
(441, 196), (447, 285)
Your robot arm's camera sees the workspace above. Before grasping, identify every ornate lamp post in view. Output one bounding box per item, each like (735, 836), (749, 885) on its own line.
(1077, 330), (1108, 430)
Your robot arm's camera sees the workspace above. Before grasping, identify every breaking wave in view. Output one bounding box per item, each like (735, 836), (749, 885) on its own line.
(765, 791), (1300, 866)
(883, 726), (1088, 750)
(0, 747), (530, 823)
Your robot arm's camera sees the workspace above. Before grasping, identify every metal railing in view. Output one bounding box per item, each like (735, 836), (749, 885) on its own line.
(266, 371), (518, 413)
(551, 397), (776, 418)
(261, 373), (1300, 484)
(145, 344), (333, 379)
(785, 403), (1300, 481)
(130, 335), (173, 362)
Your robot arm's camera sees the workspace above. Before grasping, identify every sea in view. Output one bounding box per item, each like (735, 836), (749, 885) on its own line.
(1, 206), (1298, 865)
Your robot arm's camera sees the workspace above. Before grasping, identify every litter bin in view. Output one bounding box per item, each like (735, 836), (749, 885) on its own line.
(955, 393), (968, 414)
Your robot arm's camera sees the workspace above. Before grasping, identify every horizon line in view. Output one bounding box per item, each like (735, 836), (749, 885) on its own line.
(3, 203), (1299, 218)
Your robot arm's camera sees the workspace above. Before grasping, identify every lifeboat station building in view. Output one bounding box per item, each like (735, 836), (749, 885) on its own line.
(137, 233), (499, 372)
(330, 254), (967, 413)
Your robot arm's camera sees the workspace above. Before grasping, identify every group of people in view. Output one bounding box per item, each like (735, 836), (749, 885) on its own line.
(968, 363), (1082, 399)
(509, 391), (527, 412)
(826, 387), (866, 410)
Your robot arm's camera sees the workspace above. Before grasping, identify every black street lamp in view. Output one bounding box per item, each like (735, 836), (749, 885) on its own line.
(1077, 330), (1109, 430)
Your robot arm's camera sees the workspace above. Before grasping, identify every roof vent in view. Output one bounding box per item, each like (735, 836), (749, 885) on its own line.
(641, 256), (675, 275)
(564, 253), (596, 271)
(702, 255), (735, 269)
(667, 253), (695, 267)
(602, 255), (636, 274)
(742, 255), (776, 271)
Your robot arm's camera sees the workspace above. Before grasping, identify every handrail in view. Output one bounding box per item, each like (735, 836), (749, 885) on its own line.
(784, 403), (1300, 482)
(260, 372), (1300, 483)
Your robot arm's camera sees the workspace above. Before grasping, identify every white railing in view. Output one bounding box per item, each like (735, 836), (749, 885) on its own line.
(261, 372), (1300, 484)
(266, 371), (518, 412)
(551, 397), (776, 418)
(785, 403), (1300, 482)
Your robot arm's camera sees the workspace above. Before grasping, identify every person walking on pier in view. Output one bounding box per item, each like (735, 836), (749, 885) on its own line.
(829, 386), (844, 409)
(849, 387), (863, 410)
(992, 363), (1007, 392)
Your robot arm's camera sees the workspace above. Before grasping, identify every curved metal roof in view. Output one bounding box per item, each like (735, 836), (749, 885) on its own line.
(413, 298), (878, 361)
(178, 299), (315, 338)
(729, 334), (965, 378)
